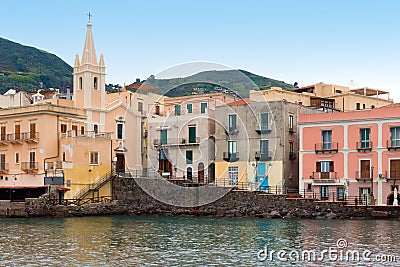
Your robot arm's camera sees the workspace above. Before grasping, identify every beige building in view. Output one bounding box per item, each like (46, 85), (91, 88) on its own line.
(0, 90), (31, 108)
(147, 92), (236, 183)
(250, 82), (393, 112)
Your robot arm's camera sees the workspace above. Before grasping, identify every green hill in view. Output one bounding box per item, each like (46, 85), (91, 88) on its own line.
(0, 37), (72, 93)
(144, 69), (293, 97)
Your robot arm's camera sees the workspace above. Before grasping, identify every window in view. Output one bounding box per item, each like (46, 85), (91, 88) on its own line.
(228, 114), (237, 132)
(160, 129), (167, 145)
(138, 102), (143, 113)
(187, 104), (193, 114)
(321, 185), (329, 200)
(29, 151), (36, 169)
(289, 115), (294, 131)
(201, 102), (207, 113)
(186, 150), (193, 164)
(188, 126), (196, 143)
(360, 128), (370, 148)
(61, 124), (67, 133)
(94, 77), (98, 90)
(390, 159), (400, 179)
(356, 103), (360, 110)
(391, 127), (400, 147)
(62, 152), (66, 162)
(322, 130), (332, 150)
(289, 141), (294, 153)
(117, 123), (123, 139)
(72, 125), (78, 136)
(15, 152), (19, 164)
(260, 140), (269, 158)
(337, 187), (344, 201)
(0, 154), (5, 170)
(1, 126), (6, 141)
(307, 183), (312, 192)
(81, 126), (85, 135)
(316, 161), (334, 179)
(79, 77), (83, 90)
(260, 113), (268, 131)
(14, 124), (21, 140)
(94, 124), (98, 134)
(155, 105), (160, 115)
(174, 105), (181, 116)
(90, 152), (99, 165)
(363, 104), (366, 109)
(228, 140), (237, 156)
(228, 166), (239, 186)
(30, 123), (36, 139)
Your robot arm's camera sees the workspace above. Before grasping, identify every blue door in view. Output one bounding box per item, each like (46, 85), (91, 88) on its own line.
(257, 163), (269, 190)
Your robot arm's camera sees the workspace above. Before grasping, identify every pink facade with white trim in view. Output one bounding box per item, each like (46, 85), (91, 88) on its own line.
(299, 104), (400, 205)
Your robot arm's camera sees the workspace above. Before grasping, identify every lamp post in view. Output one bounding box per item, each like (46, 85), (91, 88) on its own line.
(371, 165), (374, 204)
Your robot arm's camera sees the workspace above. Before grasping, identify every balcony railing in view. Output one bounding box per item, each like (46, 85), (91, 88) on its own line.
(255, 127), (271, 134)
(21, 162), (39, 173)
(21, 132), (39, 142)
(356, 141), (373, 152)
(255, 151), (272, 161)
(61, 130), (113, 139)
(288, 127), (295, 133)
(153, 137), (200, 146)
(8, 133), (23, 144)
(223, 152), (239, 162)
(0, 163), (9, 174)
(385, 171), (400, 180)
(0, 134), (10, 144)
(311, 171), (337, 179)
(387, 140), (400, 151)
(314, 142), (338, 153)
(355, 170), (372, 181)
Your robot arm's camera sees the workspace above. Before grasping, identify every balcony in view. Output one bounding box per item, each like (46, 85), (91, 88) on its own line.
(21, 162), (39, 173)
(288, 127), (295, 133)
(255, 127), (271, 135)
(0, 163), (9, 174)
(153, 137), (200, 147)
(387, 140), (400, 151)
(61, 130), (113, 139)
(355, 170), (372, 182)
(385, 171), (400, 181)
(223, 152), (239, 162)
(22, 132), (39, 143)
(289, 152), (296, 160)
(227, 128), (239, 135)
(8, 133), (23, 144)
(356, 141), (372, 152)
(255, 151), (272, 161)
(311, 171), (337, 180)
(0, 134), (10, 145)
(314, 142), (338, 153)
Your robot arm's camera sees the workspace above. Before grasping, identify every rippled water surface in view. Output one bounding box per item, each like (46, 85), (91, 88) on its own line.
(1, 216), (400, 266)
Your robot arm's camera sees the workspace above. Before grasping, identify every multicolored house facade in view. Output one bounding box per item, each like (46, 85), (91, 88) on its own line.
(299, 104), (400, 205)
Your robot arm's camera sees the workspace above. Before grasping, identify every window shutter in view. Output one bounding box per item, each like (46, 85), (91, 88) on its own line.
(316, 162), (321, 172)
(330, 161), (334, 172)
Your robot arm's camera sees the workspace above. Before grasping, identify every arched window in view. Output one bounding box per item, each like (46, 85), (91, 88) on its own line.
(94, 77), (98, 90)
(79, 77), (83, 90)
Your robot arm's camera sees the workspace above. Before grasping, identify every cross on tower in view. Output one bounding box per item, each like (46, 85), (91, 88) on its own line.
(87, 12), (92, 21)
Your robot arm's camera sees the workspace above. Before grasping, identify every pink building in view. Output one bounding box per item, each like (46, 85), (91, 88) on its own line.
(299, 104), (400, 205)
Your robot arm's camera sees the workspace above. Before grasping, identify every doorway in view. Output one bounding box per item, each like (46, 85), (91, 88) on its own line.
(116, 154), (125, 173)
(198, 162), (204, 183)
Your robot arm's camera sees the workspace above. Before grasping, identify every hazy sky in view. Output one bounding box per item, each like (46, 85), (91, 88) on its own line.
(1, 0), (400, 100)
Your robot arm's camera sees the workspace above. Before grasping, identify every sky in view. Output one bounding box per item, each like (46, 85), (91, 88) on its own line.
(1, 0), (400, 100)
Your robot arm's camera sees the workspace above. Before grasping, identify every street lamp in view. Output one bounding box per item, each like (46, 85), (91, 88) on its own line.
(371, 165), (374, 205)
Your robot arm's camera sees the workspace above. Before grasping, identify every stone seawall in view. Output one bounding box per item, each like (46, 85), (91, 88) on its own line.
(2, 177), (400, 219)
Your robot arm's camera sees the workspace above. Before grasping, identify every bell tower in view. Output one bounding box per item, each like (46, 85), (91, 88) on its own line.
(73, 18), (106, 109)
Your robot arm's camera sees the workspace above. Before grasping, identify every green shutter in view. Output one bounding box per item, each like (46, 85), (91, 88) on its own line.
(187, 104), (192, 113)
(201, 103), (207, 113)
(186, 150), (193, 164)
(189, 126), (196, 143)
(160, 130), (167, 145)
(174, 105), (181, 116)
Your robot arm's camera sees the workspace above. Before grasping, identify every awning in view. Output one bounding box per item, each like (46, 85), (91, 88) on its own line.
(57, 187), (70, 191)
(312, 183), (345, 186)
